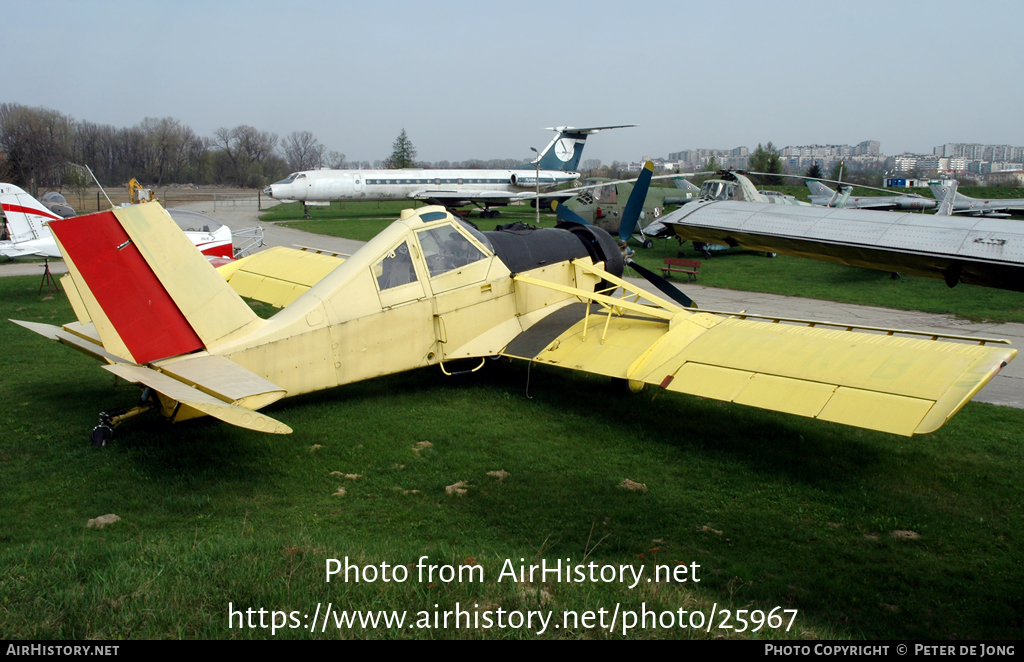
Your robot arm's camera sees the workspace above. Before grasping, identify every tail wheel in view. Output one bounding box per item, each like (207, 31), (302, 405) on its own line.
(91, 420), (113, 447)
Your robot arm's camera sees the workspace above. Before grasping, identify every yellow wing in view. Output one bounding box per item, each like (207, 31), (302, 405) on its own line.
(217, 246), (346, 308)
(506, 261), (1015, 436)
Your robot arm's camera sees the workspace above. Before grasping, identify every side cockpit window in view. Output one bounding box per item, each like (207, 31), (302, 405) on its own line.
(416, 226), (487, 278)
(373, 241), (417, 290)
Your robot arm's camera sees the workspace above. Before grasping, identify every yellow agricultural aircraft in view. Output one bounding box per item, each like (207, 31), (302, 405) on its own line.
(11, 163), (1016, 445)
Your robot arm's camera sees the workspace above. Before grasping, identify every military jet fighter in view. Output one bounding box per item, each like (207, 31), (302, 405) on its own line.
(12, 167), (1014, 445)
(928, 180), (1024, 217)
(806, 180), (936, 211)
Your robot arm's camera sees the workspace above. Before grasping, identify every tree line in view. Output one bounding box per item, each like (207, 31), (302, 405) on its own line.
(0, 105), (534, 196)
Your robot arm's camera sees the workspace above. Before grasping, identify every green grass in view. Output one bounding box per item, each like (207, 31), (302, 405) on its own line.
(261, 202), (1024, 324)
(1, 275), (1023, 639)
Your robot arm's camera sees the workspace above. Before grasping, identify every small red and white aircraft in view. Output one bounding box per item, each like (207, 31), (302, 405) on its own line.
(1, 183), (235, 260)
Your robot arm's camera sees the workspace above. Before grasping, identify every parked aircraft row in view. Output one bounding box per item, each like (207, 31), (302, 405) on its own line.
(927, 181), (1024, 217)
(805, 180), (936, 211)
(656, 171), (1024, 292)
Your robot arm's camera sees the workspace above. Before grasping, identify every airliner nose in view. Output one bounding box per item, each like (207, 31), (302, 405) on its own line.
(263, 185), (274, 197)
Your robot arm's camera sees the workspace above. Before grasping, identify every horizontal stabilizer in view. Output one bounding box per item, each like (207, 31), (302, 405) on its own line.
(156, 354), (287, 411)
(10, 320), (123, 364)
(103, 362), (291, 434)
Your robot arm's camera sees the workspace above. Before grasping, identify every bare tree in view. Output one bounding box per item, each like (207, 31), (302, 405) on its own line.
(139, 117), (199, 186)
(325, 150), (346, 169)
(212, 125), (280, 187)
(282, 130), (325, 172)
(0, 103), (74, 194)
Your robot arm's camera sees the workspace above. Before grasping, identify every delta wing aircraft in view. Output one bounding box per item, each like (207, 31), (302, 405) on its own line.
(262, 126), (633, 217)
(657, 171), (1024, 292)
(928, 180), (1024, 217)
(806, 180), (936, 211)
(12, 163), (1015, 445)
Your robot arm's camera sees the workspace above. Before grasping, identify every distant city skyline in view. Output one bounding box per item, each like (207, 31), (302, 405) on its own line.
(4, 0), (1022, 166)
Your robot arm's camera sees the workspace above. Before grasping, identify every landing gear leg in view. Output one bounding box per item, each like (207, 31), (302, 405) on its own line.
(90, 388), (157, 447)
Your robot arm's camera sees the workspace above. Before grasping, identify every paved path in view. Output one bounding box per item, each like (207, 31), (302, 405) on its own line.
(4, 202), (1018, 408)
(168, 199), (365, 256)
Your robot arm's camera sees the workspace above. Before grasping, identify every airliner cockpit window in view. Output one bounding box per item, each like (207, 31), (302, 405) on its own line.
(374, 241), (418, 290)
(275, 173), (299, 185)
(417, 226), (487, 278)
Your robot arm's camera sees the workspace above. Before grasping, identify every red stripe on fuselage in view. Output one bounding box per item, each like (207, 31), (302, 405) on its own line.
(49, 211), (203, 363)
(195, 241), (233, 258)
(0, 203), (61, 222)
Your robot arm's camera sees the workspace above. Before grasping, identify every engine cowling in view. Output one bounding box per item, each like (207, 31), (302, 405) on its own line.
(483, 223), (623, 281)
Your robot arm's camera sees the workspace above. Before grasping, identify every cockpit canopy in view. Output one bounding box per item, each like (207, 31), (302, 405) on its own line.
(166, 209), (224, 234)
(699, 180), (737, 202)
(273, 173), (307, 185)
(41, 191), (68, 205)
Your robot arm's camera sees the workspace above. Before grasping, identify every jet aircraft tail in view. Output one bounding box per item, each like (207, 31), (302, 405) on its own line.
(672, 177), (700, 192)
(934, 180), (959, 216)
(0, 183), (60, 244)
(930, 180), (966, 214)
(804, 180), (835, 200)
(529, 125), (635, 172)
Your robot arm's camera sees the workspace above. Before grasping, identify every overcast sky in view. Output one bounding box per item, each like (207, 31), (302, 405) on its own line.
(6, 0), (1023, 165)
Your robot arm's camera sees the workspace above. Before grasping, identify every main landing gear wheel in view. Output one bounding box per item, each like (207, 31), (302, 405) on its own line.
(642, 239), (654, 249)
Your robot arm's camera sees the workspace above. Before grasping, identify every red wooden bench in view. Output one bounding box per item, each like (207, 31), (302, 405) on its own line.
(661, 258), (701, 282)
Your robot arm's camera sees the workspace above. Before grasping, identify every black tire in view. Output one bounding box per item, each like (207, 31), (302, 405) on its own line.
(91, 424), (112, 447)
(643, 239), (654, 249)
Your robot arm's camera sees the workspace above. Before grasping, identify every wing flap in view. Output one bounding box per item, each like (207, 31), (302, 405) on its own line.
(509, 307), (1016, 436)
(818, 389), (934, 436)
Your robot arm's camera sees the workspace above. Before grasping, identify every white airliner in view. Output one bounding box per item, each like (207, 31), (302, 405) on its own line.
(263, 126), (633, 218)
(0, 183), (235, 260)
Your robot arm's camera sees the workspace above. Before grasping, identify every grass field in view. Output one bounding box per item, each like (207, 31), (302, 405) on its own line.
(265, 201), (1024, 324)
(2, 252), (1023, 638)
